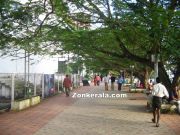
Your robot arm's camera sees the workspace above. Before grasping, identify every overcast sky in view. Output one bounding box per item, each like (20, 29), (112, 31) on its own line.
(0, 55), (59, 73)
(0, 0), (57, 74)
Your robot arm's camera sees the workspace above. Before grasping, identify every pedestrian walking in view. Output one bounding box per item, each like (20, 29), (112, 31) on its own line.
(146, 80), (153, 110)
(63, 74), (72, 97)
(110, 75), (116, 90)
(94, 75), (97, 86)
(104, 74), (109, 91)
(96, 75), (101, 86)
(118, 75), (124, 91)
(147, 80), (153, 92)
(151, 77), (169, 127)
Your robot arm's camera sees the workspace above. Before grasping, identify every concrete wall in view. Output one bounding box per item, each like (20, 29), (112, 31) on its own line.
(12, 96), (40, 111)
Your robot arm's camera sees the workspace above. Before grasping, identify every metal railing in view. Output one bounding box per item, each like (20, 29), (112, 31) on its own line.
(0, 73), (81, 110)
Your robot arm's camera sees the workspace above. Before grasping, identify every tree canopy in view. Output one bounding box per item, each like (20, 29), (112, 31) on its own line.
(0, 0), (179, 90)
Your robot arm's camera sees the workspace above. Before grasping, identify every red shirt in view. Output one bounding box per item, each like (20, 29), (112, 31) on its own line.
(96, 76), (101, 81)
(63, 77), (72, 88)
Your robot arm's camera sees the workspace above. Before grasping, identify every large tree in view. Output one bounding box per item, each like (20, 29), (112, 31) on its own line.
(1, 0), (179, 91)
(46, 0), (179, 91)
(0, 0), (55, 57)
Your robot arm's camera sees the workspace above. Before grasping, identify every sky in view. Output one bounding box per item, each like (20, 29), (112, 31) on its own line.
(0, 55), (59, 73)
(18, 0), (32, 3)
(0, 0), (72, 74)
(0, 0), (57, 74)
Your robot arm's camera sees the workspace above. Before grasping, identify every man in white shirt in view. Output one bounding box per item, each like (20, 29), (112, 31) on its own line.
(104, 75), (109, 91)
(151, 77), (169, 127)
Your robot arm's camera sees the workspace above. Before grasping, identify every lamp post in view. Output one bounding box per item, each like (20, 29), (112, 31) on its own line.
(24, 50), (27, 97)
(130, 65), (134, 88)
(151, 54), (159, 81)
(58, 55), (70, 91)
(24, 48), (31, 98)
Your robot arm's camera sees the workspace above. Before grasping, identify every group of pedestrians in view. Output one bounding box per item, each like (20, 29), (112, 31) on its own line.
(102, 74), (124, 91)
(63, 73), (124, 96)
(102, 74), (179, 128)
(63, 74), (179, 128)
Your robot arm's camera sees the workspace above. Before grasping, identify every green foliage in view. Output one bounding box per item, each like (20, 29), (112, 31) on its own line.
(14, 79), (34, 99)
(0, 0), (179, 90)
(65, 64), (72, 74)
(68, 60), (84, 74)
(46, 0), (179, 90)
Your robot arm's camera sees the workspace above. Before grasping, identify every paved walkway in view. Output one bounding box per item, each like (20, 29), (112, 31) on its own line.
(0, 84), (179, 135)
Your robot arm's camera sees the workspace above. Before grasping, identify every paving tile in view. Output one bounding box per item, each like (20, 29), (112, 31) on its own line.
(0, 84), (179, 135)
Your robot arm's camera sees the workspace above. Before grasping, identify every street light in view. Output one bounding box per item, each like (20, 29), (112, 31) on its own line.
(24, 49), (31, 98)
(130, 65), (134, 88)
(151, 54), (160, 81)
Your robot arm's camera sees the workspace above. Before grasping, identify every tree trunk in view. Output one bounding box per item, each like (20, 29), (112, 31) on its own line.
(144, 66), (149, 89)
(171, 64), (180, 88)
(158, 62), (172, 92)
(134, 71), (145, 88)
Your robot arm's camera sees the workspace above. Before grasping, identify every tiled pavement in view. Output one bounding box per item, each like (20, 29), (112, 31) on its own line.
(0, 84), (179, 135)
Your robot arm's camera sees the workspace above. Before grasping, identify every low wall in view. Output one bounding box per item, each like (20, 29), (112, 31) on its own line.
(129, 88), (146, 93)
(161, 104), (179, 114)
(12, 99), (30, 111)
(30, 96), (40, 106)
(12, 96), (40, 111)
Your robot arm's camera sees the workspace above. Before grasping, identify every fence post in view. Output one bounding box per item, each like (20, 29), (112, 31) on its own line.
(61, 74), (64, 92)
(78, 74), (80, 87)
(11, 74), (15, 109)
(34, 74), (36, 96)
(53, 74), (55, 94)
(42, 74), (45, 99)
(76, 74), (78, 87)
(57, 74), (60, 92)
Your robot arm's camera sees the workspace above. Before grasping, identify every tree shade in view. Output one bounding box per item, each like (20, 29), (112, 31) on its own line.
(0, 0), (179, 91)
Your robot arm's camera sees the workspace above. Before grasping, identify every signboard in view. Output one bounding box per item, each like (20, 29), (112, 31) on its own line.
(44, 74), (55, 96)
